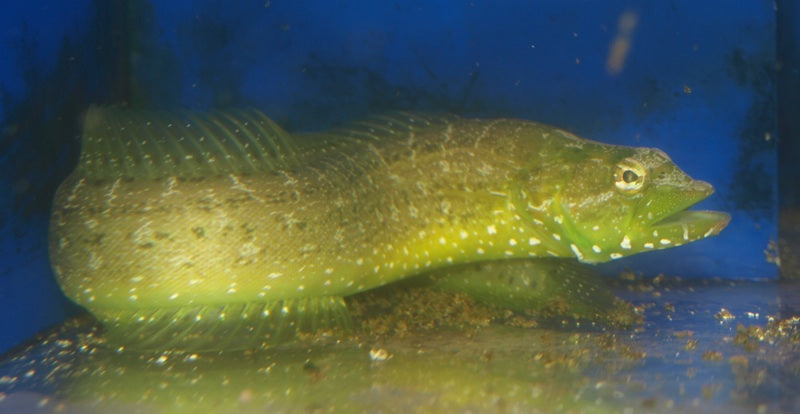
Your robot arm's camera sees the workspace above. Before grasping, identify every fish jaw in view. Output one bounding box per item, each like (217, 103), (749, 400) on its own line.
(628, 179), (730, 252)
(571, 179), (731, 263)
(646, 209), (731, 246)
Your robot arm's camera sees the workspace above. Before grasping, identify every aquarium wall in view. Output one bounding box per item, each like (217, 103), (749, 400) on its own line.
(0, 0), (786, 354)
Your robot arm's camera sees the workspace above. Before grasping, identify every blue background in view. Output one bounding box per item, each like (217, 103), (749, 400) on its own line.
(0, 0), (787, 353)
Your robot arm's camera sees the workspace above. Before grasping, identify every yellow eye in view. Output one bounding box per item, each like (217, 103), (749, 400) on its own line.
(615, 158), (646, 192)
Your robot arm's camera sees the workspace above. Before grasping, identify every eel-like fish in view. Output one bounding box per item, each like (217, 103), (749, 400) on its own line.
(49, 108), (729, 350)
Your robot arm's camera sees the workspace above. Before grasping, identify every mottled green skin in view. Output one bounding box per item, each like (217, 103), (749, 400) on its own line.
(49, 112), (728, 346)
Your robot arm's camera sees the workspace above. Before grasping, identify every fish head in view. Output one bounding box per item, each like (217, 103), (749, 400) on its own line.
(516, 143), (730, 263)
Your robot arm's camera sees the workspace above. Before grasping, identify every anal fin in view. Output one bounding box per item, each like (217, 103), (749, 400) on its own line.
(94, 297), (352, 352)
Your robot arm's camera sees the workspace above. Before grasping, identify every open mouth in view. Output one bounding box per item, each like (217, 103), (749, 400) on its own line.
(648, 180), (731, 242)
(652, 210), (731, 240)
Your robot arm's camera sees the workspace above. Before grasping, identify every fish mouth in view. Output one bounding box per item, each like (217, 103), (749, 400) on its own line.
(651, 210), (731, 238)
(647, 180), (730, 242)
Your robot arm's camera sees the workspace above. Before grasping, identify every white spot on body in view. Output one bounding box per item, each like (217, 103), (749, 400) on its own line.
(610, 253), (623, 260)
(570, 244), (584, 260)
(487, 225), (497, 235)
(459, 230), (469, 239)
(620, 235), (632, 250)
(660, 238), (671, 245)
(644, 242), (654, 249)
(509, 238), (517, 246)
(529, 237), (541, 246)
(369, 348), (391, 361)
(682, 224), (689, 241)
(552, 233), (561, 241)
(592, 245), (602, 253)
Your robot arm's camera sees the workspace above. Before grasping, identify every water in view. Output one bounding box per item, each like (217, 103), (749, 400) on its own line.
(0, 1), (797, 412)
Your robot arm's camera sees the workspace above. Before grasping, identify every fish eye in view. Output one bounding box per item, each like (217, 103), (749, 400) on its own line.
(615, 158), (646, 192)
(622, 170), (638, 183)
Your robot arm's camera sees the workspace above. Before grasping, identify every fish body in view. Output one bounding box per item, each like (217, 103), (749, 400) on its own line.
(49, 108), (729, 350)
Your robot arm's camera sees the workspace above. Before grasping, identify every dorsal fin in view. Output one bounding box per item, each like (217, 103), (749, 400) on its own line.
(78, 107), (299, 180)
(322, 111), (459, 143)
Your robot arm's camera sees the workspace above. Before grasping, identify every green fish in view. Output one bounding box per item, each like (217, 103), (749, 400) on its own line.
(49, 108), (729, 350)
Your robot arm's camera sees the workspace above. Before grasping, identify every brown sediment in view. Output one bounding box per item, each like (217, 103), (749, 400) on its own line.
(348, 279), (642, 343)
(347, 286), (500, 341)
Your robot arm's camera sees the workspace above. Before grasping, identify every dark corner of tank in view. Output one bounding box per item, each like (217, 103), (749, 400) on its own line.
(778, 2), (800, 282)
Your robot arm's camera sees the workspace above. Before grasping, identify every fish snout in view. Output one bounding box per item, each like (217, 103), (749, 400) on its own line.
(689, 180), (714, 196)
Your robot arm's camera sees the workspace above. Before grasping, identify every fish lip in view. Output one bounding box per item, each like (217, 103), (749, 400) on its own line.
(650, 210), (731, 229)
(647, 209), (731, 243)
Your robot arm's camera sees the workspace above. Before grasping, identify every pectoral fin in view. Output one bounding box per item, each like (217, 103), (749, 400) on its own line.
(425, 258), (636, 326)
